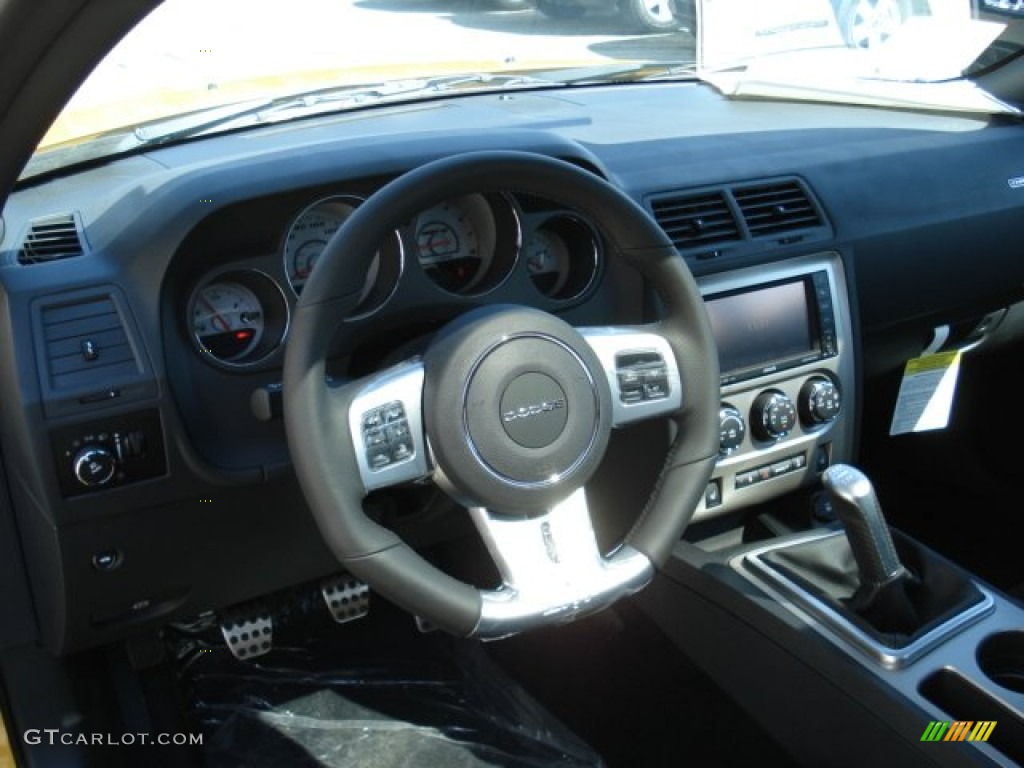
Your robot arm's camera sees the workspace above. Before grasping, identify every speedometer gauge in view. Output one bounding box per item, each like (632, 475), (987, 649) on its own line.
(282, 195), (403, 317)
(190, 281), (265, 362)
(283, 197), (360, 296)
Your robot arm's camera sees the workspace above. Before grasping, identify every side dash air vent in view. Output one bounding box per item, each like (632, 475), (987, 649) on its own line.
(650, 191), (740, 250)
(734, 180), (822, 237)
(40, 296), (139, 391)
(18, 213), (86, 264)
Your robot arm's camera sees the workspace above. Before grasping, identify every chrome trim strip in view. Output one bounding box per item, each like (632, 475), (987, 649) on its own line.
(733, 529), (995, 670)
(472, 488), (654, 639)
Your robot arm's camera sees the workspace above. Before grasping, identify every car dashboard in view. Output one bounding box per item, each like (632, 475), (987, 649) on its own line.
(2, 80), (1024, 656)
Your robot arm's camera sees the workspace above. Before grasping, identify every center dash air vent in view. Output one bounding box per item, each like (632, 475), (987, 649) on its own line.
(18, 213), (86, 264)
(733, 180), (822, 237)
(650, 191), (740, 250)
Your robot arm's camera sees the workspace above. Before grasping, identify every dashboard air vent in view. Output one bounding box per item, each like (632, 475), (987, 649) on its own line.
(650, 191), (740, 249)
(18, 213), (85, 264)
(40, 296), (138, 390)
(734, 180), (822, 237)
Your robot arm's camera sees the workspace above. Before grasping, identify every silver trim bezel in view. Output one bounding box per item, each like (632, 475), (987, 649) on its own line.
(734, 529), (995, 669)
(694, 252), (855, 520)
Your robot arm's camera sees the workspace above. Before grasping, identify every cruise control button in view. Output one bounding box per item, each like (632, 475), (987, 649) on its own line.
(618, 370), (643, 389)
(643, 375), (669, 400)
(620, 387), (644, 404)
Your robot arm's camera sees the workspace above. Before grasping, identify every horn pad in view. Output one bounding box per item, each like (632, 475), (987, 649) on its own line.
(423, 306), (613, 513)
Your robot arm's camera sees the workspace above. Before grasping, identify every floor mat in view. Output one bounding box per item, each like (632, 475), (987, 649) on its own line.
(170, 605), (603, 768)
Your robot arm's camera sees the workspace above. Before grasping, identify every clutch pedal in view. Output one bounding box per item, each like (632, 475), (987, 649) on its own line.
(321, 573), (370, 624)
(220, 609), (273, 660)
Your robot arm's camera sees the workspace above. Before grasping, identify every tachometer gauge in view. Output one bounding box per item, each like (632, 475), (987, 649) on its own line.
(190, 281), (265, 362)
(414, 194), (497, 295)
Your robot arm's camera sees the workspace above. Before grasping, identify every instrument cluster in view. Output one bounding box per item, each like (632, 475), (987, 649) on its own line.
(184, 190), (603, 368)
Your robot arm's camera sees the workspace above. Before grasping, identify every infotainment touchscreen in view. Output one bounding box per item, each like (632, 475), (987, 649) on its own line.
(704, 279), (820, 380)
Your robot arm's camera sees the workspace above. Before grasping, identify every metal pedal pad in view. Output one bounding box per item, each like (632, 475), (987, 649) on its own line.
(220, 610), (273, 660)
(321, 573), (370, 624)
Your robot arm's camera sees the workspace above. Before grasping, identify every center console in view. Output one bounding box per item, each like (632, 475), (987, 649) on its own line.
(694, 252), (855, 520)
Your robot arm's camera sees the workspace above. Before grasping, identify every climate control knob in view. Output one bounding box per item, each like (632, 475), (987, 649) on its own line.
(72, 445), (117, 488)
(799, 376), (842, 426)
(718, 405), (746, 453)
(751, 391), (797, 441)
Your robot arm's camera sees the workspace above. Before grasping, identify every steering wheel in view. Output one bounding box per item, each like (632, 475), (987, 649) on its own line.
(283, 151), (719, 639)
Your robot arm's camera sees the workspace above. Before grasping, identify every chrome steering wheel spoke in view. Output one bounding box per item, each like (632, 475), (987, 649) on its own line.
(580, 326), (683, 427)
(471, 487), (654, 639)
(344, 358), (431, 493)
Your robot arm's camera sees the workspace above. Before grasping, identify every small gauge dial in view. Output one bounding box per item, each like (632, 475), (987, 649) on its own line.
(524, 229), (571, 297)
(414, 194), (497, 294)
(190, 281), (265, 362)
(524, 214), (601, 301)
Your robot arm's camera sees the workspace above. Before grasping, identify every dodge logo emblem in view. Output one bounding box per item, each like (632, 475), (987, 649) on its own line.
(502, 398), (566, 423)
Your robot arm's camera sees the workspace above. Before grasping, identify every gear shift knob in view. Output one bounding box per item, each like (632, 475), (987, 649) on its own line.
(822, 464), (907, 588)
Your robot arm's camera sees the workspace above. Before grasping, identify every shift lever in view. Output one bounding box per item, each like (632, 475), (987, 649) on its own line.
(760, 463), (981, 641)
(822, 464), (908, 589)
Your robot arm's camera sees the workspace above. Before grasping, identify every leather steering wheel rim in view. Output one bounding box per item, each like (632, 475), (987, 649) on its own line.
(283, 150), (720, 637)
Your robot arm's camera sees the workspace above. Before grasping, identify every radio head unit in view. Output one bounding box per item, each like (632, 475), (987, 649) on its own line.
(705, 270), (838, 386)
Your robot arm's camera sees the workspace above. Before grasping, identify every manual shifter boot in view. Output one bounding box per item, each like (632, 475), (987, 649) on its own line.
(758, 464), (985, 649)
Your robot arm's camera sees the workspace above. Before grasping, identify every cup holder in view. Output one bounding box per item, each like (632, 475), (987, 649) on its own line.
(977, 631), (1024, 694)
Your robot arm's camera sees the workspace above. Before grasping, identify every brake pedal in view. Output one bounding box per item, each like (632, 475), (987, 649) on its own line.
(220, 610), (273, 660)
(321, 573), (369, 624)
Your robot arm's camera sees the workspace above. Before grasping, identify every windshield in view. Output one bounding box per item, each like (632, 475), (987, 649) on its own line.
(27, 0), (1024, 179)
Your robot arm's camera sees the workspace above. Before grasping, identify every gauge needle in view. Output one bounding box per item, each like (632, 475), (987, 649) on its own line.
(201, 297), (231, 333)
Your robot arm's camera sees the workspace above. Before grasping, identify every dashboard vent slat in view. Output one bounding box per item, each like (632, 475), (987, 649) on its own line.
(18, 213), (86, 264)
(734, 181), (822, 237)
(650, 191), (740, 249)
(40, 296), (138, 389)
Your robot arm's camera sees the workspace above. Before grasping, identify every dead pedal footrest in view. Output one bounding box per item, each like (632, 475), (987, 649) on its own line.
(220, 610), (273, 660)
(321, 573), (370, 624)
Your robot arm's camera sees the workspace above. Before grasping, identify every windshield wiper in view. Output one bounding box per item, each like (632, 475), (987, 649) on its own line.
(132, 73), (566, 147)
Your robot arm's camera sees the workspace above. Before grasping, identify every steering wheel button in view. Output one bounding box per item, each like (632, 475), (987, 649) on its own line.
(362, 410), (384, 430)
(387, 422), (410, 441)
(620, 387), (644, 404)
(384, 403), (405, 422)
(365, 428), (387, 447)
(617, 370), (642, 388)
(367, 447), (392, 469)
(643, 378), (669, 400)
(391, 441), (413, 462)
